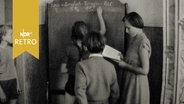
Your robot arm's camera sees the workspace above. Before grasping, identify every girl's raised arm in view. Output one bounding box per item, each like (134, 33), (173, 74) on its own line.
(97, 7), (106, 36)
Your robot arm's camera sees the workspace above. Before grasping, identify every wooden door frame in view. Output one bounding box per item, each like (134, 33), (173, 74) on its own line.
(161, 0), (183, 104)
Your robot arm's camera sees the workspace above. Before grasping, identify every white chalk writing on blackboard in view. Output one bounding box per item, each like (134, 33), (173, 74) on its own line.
(58, 1), (113, 12)
(61, 1), (82, 7)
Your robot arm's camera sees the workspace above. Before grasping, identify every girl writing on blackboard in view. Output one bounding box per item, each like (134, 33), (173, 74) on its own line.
(116, 12), (151, 104)
(60, 7), (106, 104)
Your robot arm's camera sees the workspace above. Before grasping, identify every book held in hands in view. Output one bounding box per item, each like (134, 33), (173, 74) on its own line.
(102, 45), (122, 61)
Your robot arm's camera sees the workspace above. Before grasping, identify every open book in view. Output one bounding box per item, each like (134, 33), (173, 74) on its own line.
(102, 45), (121, 61)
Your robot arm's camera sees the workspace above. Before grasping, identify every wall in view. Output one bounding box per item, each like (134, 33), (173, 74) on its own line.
(144, 27), (163, 104)
(5, 0), (12, 24)
(0, 0), (5, 25)
(15, 25), (48, 104)
(16, 28), (48, 104)
(40, 0), (54, 24)
(177, 0), (184, 104)
(161, 0), (175, 104)
(119, 0), (163, 27)
(161, 0), (184, 104)
(1, 0), (51, 25)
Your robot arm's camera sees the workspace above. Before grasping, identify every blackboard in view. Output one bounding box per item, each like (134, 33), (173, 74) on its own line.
(48, 0), (126, 71)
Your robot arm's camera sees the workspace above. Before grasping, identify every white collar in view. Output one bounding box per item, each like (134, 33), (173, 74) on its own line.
(89, 53), (103, 58)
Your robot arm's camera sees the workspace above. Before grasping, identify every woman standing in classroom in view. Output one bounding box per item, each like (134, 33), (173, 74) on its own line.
(116, 12), (151, 104)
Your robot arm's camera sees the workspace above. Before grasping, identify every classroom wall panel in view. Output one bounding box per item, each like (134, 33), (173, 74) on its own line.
(144, 27), (163, 104)
(16, 25), (48, 104)
(5, 0), (12, 25)
(112, 0), (163, 27)
(0, 0), (5, 25)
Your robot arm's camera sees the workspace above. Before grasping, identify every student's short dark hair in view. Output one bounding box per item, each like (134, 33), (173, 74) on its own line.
(122, 12), (144, 29)
(85, 31), (105, 53)
(71, 21), (88, 41)
(0, 25), (12, 43)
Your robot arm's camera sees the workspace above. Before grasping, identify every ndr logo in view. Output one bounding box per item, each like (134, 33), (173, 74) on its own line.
(20, 29), (32, 38)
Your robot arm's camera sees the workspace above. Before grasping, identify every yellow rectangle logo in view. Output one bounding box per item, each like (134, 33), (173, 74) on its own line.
(13, 0), (39, 59)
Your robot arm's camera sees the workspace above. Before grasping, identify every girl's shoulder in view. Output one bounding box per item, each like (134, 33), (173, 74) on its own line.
(136, 33), (150, 44)
(137, 33), (152, 56)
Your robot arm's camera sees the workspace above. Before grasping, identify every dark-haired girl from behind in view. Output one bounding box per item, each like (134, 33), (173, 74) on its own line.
(75, 31), (119, 104)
